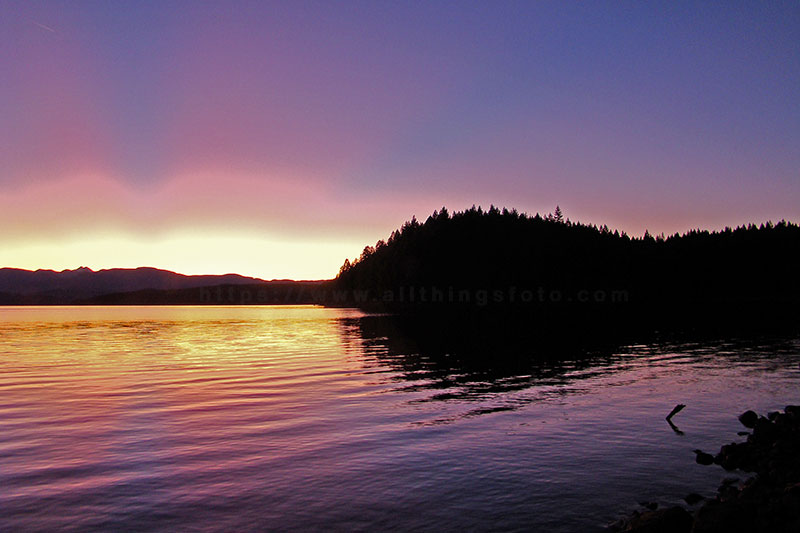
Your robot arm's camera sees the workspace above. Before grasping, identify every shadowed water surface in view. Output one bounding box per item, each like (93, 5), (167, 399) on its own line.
(1, 306), (799, 532)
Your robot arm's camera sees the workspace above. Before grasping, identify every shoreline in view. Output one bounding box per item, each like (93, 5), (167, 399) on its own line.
(610, 406), (800, 532)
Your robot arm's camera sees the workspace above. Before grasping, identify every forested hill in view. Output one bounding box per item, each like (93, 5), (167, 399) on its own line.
(335, 206), (800, 329)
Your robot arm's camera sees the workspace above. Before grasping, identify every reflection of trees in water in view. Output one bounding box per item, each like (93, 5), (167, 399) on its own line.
(339, 315), (800, 424)
(639, 335), (800, 375)
(343, 315), (629, 422)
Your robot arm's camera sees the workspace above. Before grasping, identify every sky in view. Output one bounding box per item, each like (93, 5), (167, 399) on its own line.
(1, 1), (798, 279)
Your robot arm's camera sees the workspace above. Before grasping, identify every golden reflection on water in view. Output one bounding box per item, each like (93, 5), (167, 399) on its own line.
(0, 306), (377, 508)
(1, 306), (372, 429)
(0, 305), (365, 367)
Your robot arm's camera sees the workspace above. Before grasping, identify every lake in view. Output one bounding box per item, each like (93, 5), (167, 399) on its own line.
(1, 306), (798, 532)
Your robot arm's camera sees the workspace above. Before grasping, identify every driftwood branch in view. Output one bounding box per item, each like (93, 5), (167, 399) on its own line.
(666, 403), (686, 421)
(666, 404), (686, 435)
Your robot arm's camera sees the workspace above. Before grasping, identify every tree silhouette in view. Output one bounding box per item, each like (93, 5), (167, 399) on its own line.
(335, 205), (800, 332)
(338, 258), (352, 276)
(554, 205), (564, 223)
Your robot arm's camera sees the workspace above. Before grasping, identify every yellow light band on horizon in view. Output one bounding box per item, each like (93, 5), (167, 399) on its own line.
(0, 230), (363, 280)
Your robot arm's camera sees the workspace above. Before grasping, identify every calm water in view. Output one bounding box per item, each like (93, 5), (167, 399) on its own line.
(1, 306), (799, 532)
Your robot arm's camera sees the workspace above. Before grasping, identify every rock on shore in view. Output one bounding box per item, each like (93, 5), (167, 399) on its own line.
(610, 405), (800, 532)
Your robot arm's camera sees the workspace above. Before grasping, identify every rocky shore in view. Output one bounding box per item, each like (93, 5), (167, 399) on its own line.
(610, 406), (800, 533)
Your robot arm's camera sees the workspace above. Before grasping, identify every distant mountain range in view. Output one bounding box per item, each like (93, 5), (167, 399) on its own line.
(0, 267), (301, 305)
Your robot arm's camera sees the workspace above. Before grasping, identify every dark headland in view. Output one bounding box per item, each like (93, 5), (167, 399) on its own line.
(335, 206), (800, 337)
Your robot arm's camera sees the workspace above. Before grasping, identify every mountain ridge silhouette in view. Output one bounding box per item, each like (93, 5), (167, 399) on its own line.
(0, 266), (275, 304)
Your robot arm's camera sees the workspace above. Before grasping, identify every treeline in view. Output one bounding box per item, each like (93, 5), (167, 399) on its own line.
(335, 205), (799, 330)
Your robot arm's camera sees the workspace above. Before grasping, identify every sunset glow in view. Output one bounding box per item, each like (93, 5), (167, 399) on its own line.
(2, 2), (798, 278)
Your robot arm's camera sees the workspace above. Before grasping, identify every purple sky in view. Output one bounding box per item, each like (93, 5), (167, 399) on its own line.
(1, 1), (798, 278)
